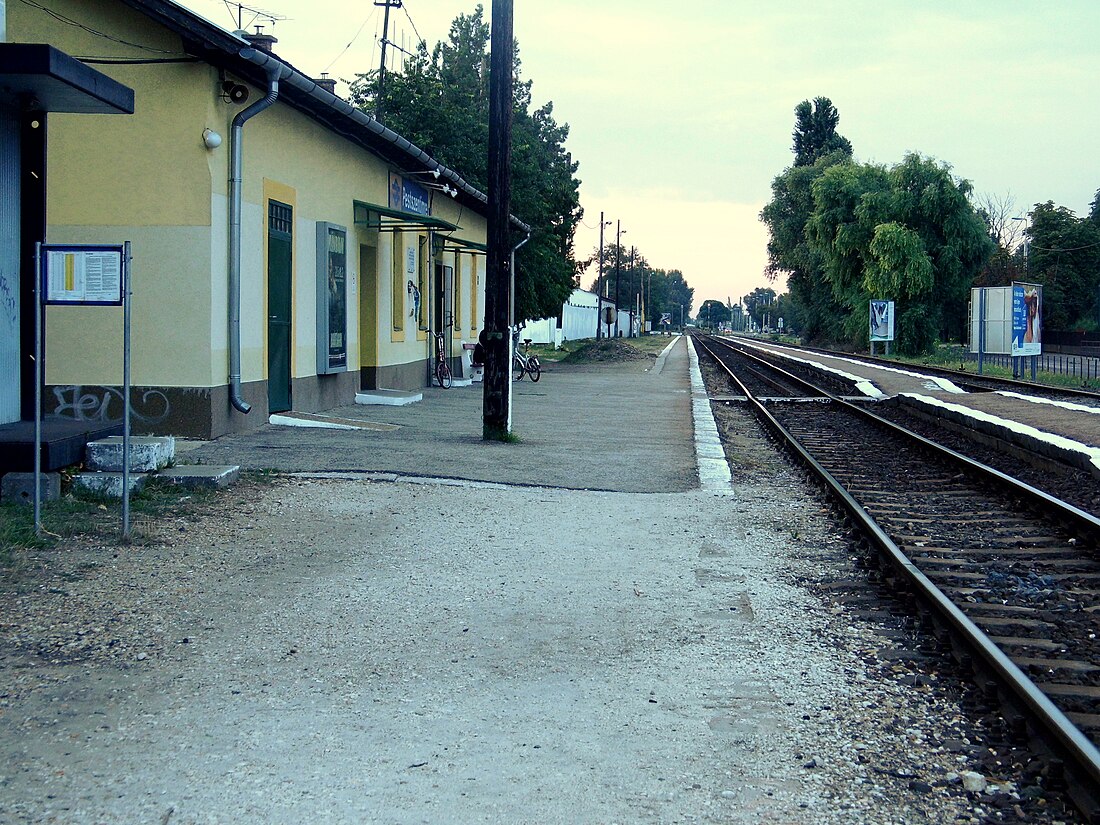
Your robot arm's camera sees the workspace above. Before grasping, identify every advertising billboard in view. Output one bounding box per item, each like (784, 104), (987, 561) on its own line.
(869, 300), (894, 342)
(1011, 282), (1042, 356)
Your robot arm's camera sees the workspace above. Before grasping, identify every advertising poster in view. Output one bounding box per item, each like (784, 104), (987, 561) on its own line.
(869, 300), (895, 342)
(1011, 282), (1042, 356)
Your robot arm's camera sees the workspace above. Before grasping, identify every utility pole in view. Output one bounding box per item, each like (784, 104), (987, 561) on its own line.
(374, 0), (402, 119)
(483, 0), (514, 440)
(613, 220), (621, 337)
(595, 212), (605, 339)
(629, 246), (636, 337)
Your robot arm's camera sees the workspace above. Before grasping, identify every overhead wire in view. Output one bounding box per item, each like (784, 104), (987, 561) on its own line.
(18, 0), (182, 54)
(322, 4), (380, 74)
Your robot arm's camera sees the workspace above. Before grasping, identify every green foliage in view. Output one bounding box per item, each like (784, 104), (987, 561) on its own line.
(806, 153), (993, 354)
(697, 299), (728, 328)
(761, 104), (852, 343)
(792, 97), (853, 168)
(1026, 200), (1100, 331)
(348, 5), (582, 322)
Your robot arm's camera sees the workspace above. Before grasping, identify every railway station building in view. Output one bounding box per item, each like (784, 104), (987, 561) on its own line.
(2, 0), (495, 441)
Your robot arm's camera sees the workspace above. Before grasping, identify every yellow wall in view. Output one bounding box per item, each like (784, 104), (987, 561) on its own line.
(15, 0), (489, 394)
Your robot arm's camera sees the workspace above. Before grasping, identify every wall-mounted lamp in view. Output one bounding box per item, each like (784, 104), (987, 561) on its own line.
(202, 128), (223, 150)
(412, 168), (442, 180)
(425, 182), (457, 198)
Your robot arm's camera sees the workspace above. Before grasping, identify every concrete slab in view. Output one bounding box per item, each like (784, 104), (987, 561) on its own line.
(355, 389), (422, 406)
(86, 436), (175, 472)
(155, 465), (240, 490)
(1, 471), (61, 504)
(73, 471), (148, 498)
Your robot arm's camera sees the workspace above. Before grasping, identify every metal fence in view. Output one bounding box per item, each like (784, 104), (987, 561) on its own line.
(961, 350), (1100, 383)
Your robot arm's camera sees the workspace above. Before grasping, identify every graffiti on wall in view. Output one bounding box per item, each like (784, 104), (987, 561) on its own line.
(52, 386), (171, 425)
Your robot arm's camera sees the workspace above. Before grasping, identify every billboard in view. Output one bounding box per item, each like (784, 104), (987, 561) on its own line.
(869, 300), (894, 342)
(1011, 282), (1042, 356)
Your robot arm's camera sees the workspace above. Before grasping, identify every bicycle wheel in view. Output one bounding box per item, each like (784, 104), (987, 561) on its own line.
(436, 361), (452, 389)
(512, 357), (525, 381)
(528, 356), (541, 382)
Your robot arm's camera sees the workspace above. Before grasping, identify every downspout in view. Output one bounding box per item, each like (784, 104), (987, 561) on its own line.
(228, 59), (283, 414)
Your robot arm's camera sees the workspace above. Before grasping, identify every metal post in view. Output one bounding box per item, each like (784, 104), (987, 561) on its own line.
(33, 242), (42, 537)
(482, 0), (514, 440)
(613, 221), (621, 337)
(977, 287), (986, 375)
(122, 242), (132, 542)
(595, 212), (604, 339)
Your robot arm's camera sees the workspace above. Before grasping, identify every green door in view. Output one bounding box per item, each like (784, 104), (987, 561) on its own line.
(267, 200), (293, 413)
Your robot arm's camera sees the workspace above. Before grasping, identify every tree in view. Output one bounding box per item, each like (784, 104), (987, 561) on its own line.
(974, 192), (1027, 287)
(348, 5), (582, 322)
(697, 299), (728, 329)
(808, 153), (994, 354)
(792, 97), (853, 167)
(1026, 201), (1100, 331)
(761, 97), (854, 344)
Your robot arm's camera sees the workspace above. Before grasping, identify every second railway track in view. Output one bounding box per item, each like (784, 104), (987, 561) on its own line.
(695, 332), (1100, 821)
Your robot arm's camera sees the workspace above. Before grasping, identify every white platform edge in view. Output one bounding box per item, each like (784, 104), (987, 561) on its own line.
(685, 336), (734, 493)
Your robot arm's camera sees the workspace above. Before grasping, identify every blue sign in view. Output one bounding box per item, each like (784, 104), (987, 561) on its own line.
(387, 173), (431, 216)
(1011, 282), (1041, 356)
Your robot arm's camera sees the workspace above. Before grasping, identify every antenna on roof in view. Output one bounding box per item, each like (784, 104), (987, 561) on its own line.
(223, 2), (286, 34)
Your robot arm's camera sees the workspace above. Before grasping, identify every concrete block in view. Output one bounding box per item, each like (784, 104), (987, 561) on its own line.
(1, 471), (61, 504)
(86, 436), (176, 473)
(355, 389), (422, 406)
(155, 465), (240, 490)
(73, 472), (148, 498)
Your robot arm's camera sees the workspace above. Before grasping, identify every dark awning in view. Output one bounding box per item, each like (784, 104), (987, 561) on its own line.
(440, 237), (487, 255)
(0, 44), (134, 114)
(353, 199), (459, 233)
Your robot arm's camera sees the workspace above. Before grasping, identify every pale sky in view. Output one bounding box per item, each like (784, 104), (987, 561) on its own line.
(180, 0), (1100, 312)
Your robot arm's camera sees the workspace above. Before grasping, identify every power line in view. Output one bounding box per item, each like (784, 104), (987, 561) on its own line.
(322, 5), (379, 73)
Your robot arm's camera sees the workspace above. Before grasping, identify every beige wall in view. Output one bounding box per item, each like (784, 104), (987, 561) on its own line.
(14, 0), (490, 400)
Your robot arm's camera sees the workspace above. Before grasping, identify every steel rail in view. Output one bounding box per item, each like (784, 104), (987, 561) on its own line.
(695, 333), (1100, 820)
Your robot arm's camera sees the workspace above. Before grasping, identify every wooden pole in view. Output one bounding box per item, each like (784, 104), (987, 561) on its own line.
(482, 0), (514, 440)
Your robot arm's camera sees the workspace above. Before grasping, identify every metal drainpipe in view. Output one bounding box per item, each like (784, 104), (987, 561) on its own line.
(228, 61), (283, 414)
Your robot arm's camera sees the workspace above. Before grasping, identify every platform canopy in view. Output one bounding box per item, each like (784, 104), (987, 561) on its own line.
(353, 200), (459, 234)
(0, 43), (134, 114)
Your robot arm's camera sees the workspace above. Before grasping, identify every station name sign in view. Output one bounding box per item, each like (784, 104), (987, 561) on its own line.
(388, 173), (431, 217)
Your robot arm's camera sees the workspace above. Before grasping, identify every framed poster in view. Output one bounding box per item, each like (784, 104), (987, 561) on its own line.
(42, 245), (124, 305)
(869, 300), (894, 342)
(1011, 282), (1042, 356)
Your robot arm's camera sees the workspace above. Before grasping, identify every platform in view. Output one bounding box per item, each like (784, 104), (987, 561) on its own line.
(741, 338), (1100, 475)
(0, 418), (123, 473)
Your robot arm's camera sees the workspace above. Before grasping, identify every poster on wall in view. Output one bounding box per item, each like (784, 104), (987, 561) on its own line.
(869, 300), (895, 342)
(1011, 282), (1042, 356)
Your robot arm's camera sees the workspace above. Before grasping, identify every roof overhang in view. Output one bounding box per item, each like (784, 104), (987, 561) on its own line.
(353, 200), (459, 233)
(0, 44), (134, 114)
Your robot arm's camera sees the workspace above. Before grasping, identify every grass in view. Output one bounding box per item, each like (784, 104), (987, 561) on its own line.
(0, 471), (275, 570)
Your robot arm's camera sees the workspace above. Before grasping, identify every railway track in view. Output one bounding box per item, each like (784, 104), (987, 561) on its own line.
(695, 333), (1100, 821)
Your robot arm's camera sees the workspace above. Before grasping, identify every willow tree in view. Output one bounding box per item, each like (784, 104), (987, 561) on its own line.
(808, 153), (993, 354)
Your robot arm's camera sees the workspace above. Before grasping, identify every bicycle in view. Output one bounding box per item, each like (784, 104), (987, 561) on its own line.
(434, 331), (452, 389)
(512, 337), (541, 382)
